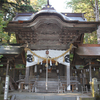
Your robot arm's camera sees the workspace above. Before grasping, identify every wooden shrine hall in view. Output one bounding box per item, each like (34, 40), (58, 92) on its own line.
(1, 1), (100, 93)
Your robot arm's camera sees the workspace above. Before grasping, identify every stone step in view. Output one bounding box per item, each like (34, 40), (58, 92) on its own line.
(16, 96), (77, 100)
(17, 99), (41, 100)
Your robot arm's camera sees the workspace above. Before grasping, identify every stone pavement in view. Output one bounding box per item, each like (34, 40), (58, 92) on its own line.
(8, 91), (94, 100)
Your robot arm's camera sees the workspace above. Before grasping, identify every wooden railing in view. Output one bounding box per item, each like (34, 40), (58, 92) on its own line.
(18, 75), (78, 83)
(18, 75), (79, 93)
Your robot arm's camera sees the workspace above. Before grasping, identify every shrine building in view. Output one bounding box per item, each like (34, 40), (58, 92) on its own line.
(0, 0), (100, 95)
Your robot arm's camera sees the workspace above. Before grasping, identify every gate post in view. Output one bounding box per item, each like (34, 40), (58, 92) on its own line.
(4, 75), (9, 100)
(91, 78), (97, 97)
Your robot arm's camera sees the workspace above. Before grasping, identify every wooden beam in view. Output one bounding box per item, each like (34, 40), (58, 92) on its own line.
(29, 44), (69, 50)
(21, 51), (26, 65)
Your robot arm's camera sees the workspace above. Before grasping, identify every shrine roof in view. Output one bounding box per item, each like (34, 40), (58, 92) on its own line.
(75, 44), (100, 57)
(0, 45), (24, 55)
(13, 10), (86, 22)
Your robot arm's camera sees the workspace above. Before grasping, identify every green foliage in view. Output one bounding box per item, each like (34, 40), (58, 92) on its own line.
(0, 55), (3, 59)
(70, 54), (73, 61)
(0, 0), (47, 44)
(83, 32), (97, 44)
(15, 64), (25, 68)
(31, 0), (47, 11)
(1, 0), (36, 20)
(0, 11), (10, 43)
(66, 0), (100, 44)
(0, 55), (3, 67)
(0, 0), (37, 44)
(66, 0), (100, 20)
(10, 33), (17, 43)
(18, 4), (36, 12)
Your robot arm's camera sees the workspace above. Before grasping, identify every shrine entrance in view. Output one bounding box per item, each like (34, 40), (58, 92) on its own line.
(29, 64), (66, 93)
(24, 48), (71, 92)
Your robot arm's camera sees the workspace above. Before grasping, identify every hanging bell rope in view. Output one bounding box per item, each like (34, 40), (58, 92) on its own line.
(37, 58), (39, 64)
(63, 55), (65, 62)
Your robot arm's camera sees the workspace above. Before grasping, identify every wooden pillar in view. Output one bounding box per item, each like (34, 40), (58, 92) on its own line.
(30, 66), (33, 77)
(13, 68), (15, 80)
(6, 60), (9, 76)
(25, 67), (30, 83)
(83, 69), (85, 86)
(66, 64), (70, 91)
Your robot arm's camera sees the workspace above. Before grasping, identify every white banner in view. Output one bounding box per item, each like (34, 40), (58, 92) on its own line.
(26, 50), (70, 67)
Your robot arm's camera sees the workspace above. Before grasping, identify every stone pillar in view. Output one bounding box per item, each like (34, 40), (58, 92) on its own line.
(92, 78), (97, 97)
(25, 67), (30, 83)
(4, 75), (9, 100)
(89, 61), (92, 83)
(66, 63), (70, 91)
(4, 60), (10, 100)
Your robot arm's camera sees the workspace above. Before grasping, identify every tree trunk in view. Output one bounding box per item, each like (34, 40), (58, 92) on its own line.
(95, 0), (100, 44)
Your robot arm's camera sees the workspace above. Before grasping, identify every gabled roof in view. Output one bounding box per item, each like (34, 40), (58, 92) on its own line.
(75, 44), (100, 57)
(13, 11), (86, 22)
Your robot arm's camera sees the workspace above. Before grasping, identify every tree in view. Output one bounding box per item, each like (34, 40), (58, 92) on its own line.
(0, 0), (37, 44)
(66, 0), (100, 44)
(95, 0), (100, 44)
(0, 11), (9, 43)
(0, 0), (47, 44)
(30, 0), (47, 11)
